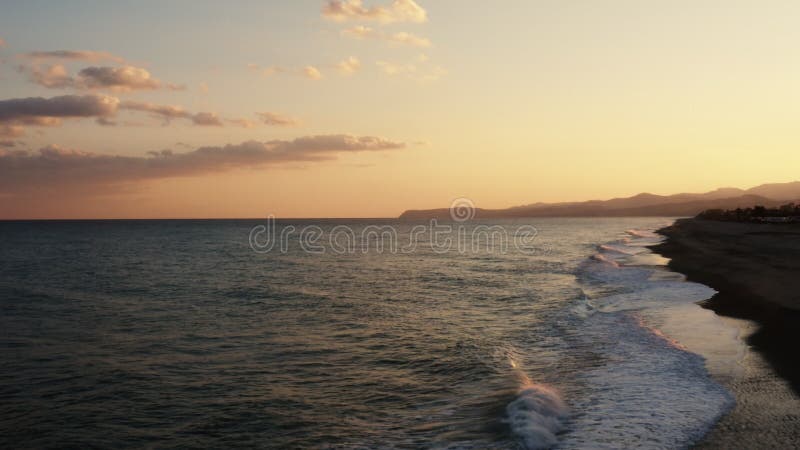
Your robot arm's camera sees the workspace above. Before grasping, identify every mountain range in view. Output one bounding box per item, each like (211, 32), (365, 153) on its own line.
(399, 181), (800, 219)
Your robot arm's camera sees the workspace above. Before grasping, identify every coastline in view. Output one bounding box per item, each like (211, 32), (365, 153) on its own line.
(653, 218), (800, 448)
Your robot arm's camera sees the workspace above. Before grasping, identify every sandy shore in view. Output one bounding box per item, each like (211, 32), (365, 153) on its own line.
(654, 218), (800, 448)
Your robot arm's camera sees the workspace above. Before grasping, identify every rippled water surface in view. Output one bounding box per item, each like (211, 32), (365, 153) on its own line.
(0, 218), (736, 448)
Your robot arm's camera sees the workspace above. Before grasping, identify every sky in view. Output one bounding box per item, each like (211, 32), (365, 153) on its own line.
(1, 0), (800, 219)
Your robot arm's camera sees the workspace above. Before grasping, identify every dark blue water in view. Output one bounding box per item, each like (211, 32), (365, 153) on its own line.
(0, 219), (734, 448)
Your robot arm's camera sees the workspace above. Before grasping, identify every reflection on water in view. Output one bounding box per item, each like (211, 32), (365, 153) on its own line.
(0, 218), (741, 448)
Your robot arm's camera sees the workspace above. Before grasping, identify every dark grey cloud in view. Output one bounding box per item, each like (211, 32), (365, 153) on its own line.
(96, 117), (117, 126)
(0, 95), (119, 128)
(191, 112), (224, 126)
(0, 135), (406, 193)
(0, 95), (260, 134)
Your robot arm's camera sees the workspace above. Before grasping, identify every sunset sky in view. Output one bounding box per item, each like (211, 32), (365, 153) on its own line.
(2, 0), (800, 218)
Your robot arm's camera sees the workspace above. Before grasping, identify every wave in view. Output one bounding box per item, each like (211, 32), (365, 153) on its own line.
(590, 253), (619, 267)
(506, 384), (568, 449)
(625, 228), (659, 239)
(599, 243), (646, 256)
(561, 225), (736, 447)
(505, 355), (569, 449)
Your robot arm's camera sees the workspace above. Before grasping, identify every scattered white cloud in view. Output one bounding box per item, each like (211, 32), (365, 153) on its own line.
(342, 26), (430, 47)
(304, 65), (323, 80)
(376, 60), (445, 82)
(342, 25), (380, 39)
(336, 56), (361, 75)
(323, 0), (427, 23)
(388, 31), (430, 48)
(247, 63), (283, 77)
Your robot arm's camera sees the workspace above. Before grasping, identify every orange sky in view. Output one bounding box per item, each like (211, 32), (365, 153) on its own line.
(2, 1), (800, 218)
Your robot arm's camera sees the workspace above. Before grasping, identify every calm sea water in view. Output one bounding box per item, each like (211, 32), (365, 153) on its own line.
(0, 218), (737, 449)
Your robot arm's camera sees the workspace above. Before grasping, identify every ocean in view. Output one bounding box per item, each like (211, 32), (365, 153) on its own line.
(0, 218), (743, 449)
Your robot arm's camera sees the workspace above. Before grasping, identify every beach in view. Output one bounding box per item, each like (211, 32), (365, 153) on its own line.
(654, 218), (800, 448)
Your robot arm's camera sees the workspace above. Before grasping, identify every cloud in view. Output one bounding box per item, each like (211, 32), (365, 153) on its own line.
(0, 38), (6, 48)
(247, 63), (282, 77)
(19, 62), (182, 92)
(22, 50), (126, 64)
(191, 112), (224, 126)
(388, 31), (431, 47)
(376, 61), (406, 76)
(376, 60), (445, 82)
(0, 125), (24, 138)
(95, 117), (117, 126)
(249, 63), (328, 79)
(77, 66), (161, 91)
(336, 56), (361, 75)
(227, 118), (257, 128)
(0, 95), (275, 131)
(0, 140), (18, 148)
(20, 63), (74, 88)
(323, 0), (427, 23)
(341, 25), (380, 39)
(304, 66), (323, 80)
(0, 135), (406, 193)
(0, 95), (119, 131)
(229, 112), (298, 127)
(341, 26), (430, 47)
(119, 100), (222, 126)
(119, 100), (189, 122)
(257, 112), (299, 126)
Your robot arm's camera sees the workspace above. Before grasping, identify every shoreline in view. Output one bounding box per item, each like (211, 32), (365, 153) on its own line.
(653, 218), (800, 448)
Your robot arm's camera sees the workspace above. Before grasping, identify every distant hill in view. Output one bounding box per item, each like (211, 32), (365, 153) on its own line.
(399, 181), (800, 220)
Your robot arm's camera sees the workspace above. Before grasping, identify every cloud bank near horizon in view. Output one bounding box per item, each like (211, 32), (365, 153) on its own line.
(0, 135), (407, 194)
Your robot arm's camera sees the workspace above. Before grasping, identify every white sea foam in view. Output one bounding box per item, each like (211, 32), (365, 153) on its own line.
(599, 243), (646, 256)
(560, 313), (735, 449)
(592, 282), (717, 313)
(506, 383), (569, 449)
(504, 353), (570, 449)
(560, 225), (739, 448)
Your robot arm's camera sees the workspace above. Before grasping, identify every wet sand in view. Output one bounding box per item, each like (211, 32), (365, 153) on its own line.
(654, 218), (800, 448)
